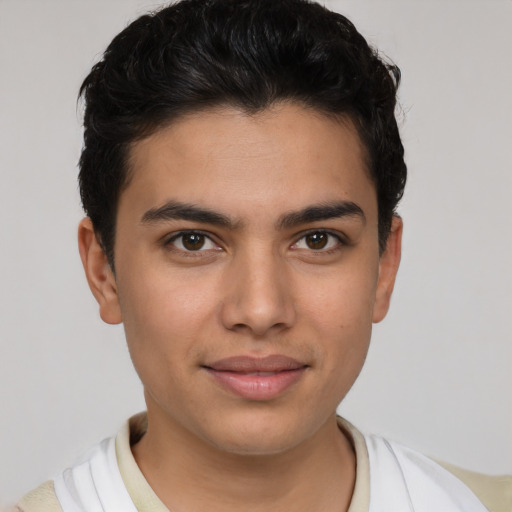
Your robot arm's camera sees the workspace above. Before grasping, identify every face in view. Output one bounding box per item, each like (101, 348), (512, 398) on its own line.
(80, 103), (401, 456)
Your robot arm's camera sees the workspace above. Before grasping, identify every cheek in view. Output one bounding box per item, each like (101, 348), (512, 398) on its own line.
(300, 266), (377, 383)
(117, 275), (211, 409)
(302, 266), (378, 333)
(116, 267), (218, 363)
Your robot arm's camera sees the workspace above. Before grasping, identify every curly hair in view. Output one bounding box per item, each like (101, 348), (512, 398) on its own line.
(78, 0), (406, 267)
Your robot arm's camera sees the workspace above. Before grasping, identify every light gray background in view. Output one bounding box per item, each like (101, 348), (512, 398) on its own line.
(1, 0), (511, 504)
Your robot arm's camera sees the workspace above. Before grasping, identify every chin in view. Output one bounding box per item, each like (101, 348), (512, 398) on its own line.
(210, 433), (300, 457)
(197, 409), (317, 457)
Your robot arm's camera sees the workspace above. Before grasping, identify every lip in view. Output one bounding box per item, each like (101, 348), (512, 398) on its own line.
(203, 355), (308, 401)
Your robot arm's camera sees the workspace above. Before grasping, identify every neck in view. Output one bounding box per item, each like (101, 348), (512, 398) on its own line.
(132, 408), (356, 512)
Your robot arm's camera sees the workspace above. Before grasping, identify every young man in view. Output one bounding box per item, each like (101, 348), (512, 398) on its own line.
(16, 0), (510, 510)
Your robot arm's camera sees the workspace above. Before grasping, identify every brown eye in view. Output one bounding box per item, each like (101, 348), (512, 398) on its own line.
(305, 232), (329, 250)
(168, 231), (218, 252)
(181, 233), (205, 250)
(293, 231), (341, 252)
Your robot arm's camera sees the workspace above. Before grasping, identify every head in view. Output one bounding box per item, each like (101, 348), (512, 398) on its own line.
(78, 0), (406, 269)
(77, 0), (406, 456)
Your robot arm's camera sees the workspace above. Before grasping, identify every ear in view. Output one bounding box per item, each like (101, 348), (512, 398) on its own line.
(372, 215), (403, 323)
(78, 217), (122, 325)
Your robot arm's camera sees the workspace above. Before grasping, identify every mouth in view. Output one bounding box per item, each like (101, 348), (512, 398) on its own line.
(203, 355), (309, 401)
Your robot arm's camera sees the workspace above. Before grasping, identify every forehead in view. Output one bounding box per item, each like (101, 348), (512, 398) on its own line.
(121, 104), (377, 224)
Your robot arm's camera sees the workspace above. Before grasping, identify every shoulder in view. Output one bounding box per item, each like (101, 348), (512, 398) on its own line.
(14, 414), (150, 512)
(15, 481), (62, 512)
(365, 433), (511, 512)
(437, 460), (512, 512)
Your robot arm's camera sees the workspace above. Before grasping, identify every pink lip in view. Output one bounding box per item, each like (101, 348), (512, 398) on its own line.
(204, 355), (308, 401)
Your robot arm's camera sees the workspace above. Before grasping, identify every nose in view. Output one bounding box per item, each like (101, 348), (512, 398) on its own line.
(219, 248), (296, 337)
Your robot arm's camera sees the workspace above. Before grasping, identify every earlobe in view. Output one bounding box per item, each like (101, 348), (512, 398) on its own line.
(372, 215), (403, 323)
(78, 217), (122, 325)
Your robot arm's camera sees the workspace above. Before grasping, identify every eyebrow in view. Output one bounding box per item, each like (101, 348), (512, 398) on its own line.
(277, 201), (366, 229)
(140, 199), (365, 230)
(141, 201), (236, 228)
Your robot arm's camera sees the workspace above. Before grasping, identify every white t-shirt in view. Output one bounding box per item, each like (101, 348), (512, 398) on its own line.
(17, 413), (510, 512)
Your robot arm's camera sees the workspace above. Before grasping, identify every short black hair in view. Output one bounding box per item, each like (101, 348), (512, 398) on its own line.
(78, 0), (406, 267)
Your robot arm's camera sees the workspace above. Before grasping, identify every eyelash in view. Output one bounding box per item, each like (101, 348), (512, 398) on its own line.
(292, 230), (345, 253)
(164, 229), (345, 255)
(164, 230), (220, 255)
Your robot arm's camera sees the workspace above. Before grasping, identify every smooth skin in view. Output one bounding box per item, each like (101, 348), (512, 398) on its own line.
(79, 103), (402, 512)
